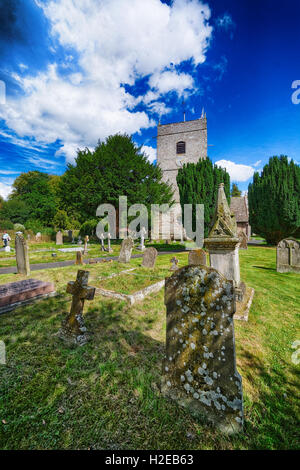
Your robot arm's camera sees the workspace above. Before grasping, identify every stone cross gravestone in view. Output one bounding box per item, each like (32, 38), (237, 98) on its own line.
(100, 233), (105, 252)
(170, 256), (179, 271)
(188, 249), (207, 266)
(15, 233), (30, 276)
(56, 231), (63, 245)
(118, 238), (134, 263)
(76, 250), (83, 265)
(138, 227), (146, 251)
(0, 279), (55, 314)
(77, 235), (82, 245)
(142, 247), (158, 268)
(59, 270), (95, 346)
(238, 231), (248, 250)
(277, 238), (300, 273)
(161, 265), (243, 434)
(107, 233), (113, 253)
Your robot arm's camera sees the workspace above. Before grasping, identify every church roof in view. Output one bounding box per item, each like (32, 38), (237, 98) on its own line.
(230, 197), (249, 223)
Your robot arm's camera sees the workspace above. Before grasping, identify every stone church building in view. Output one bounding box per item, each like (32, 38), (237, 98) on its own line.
(154, 115), (207, 239)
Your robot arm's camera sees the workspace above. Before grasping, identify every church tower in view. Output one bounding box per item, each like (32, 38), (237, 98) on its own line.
(155, 115), (207, 239)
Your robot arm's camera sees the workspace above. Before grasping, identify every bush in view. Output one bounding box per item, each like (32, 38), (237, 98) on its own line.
(79, 219), (98, 237)
(13, 223), (25, 232)
(0, 219), (14, 230)
(53, 210), (70, 230)
(25, 219), (45, 234)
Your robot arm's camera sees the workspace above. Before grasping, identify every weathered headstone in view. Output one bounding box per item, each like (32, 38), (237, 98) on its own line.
(142, 247), (158, 268)
(68, 230), (73, 242)
(58, 270), (95, 346)
(35, 232), (41, 242)
(170, 256), (179, 271)
(0, 279), (55, 314)
(15, 233), (30, 276)
(76, 251), (83, 265)
(238, 231), (248, 250)
(161, 265), (243, 434)
(188, 249), (207, 266)
(84, 235), (89, 255)
(277, 238), (300, 273)
(118, 238), (134, 263)
(56, 231), (63, 245)
(77, 235), (82, 245)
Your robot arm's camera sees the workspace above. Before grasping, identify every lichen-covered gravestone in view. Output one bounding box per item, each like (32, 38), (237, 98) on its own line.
(15, 233), (30, 276)
(277, 238), (300, 273)
(188, 249), (207, 266)
(170, 256), (179, 271)
(161, 265), (243, 434)
(118, 238), (134, 263)
(238, 231), (248, 250)
(142, 247), (158, 268)
(59, 270), (95, 346)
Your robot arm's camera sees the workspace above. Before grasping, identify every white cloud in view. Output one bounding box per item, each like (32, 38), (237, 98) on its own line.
(149, 70), (194, 96)
(253, 160), (262, 167)
(0, 182), (12, 200)
(0, 0), (213, 162)
(215, 159), (255, 182)
(141, 145), (156, 164)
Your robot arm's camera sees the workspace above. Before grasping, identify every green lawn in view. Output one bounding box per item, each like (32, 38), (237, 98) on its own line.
(0, 246), (299, 450)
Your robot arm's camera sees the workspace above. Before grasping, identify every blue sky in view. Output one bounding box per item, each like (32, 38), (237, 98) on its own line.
(0, 0), (299, 198)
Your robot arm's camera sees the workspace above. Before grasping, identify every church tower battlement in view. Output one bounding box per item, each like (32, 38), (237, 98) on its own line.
(157, 115), (207, 202)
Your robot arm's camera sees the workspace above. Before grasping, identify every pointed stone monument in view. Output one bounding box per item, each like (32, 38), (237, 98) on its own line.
(204, 183), (254, 320)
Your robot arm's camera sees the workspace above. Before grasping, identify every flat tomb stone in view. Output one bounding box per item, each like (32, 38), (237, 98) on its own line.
(0, 279), (55, 311)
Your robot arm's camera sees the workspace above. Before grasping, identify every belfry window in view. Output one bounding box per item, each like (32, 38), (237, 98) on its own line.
(176, 141), (186, 154)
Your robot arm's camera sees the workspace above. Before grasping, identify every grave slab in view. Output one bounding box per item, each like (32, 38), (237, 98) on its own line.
(0, 279), (56, 314)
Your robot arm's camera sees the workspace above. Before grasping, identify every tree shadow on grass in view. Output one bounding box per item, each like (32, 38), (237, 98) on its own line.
(252, 266), (276, 271)
(1, 295), (299, 450)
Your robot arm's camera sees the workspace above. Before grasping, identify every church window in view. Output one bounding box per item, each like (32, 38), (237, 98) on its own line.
(176, 141), (186, 154)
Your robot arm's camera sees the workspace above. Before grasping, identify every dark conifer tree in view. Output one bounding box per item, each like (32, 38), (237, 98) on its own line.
(177, 158), (230, 237)
(248, 156), (300, 244)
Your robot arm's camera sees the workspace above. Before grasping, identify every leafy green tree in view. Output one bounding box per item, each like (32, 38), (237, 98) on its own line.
(177, 157), (230, 237)
(59, 134), (174, 223)
(79, 219), (98, 237)
(231, 183), (242, 197)
(248, 156), (300, 244)
(0, 198), (31, 224)
(9, 171), (58, 225)
(53, 210), (70, 230)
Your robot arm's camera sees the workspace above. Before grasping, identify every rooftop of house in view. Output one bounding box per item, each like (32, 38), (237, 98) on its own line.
(230, 196), (249, 223)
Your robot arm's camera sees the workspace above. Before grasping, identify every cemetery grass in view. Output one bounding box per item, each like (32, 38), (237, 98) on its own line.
(0, 247), (299, 450)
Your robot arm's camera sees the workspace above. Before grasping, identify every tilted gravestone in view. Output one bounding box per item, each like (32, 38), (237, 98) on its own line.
(15, 233), (30, 276)
(161, 265), (243, 434)
(56, 231), (63, 245)
(142, 247), (158, 268)
(76, 250), (83, 265)
(0, 279), (55, 314)
(277, 238), (300, 273)
(59, 270), (95, 346)
(188, 249), (207, 266)
(118, 238), (134, 263)
(238, 231), (248, 250)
